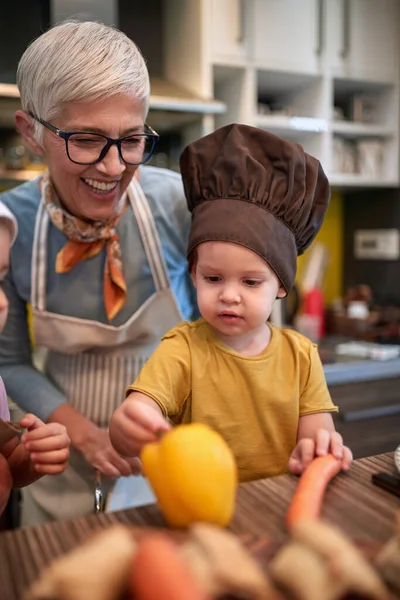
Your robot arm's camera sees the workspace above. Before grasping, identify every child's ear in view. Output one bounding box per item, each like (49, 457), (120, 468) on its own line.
(277, 286), (286, 299)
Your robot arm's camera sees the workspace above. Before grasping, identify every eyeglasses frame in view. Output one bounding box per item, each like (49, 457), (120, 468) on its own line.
(28, 112), (159, 166)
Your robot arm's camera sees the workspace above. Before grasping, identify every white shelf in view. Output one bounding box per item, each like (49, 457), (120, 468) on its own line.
(0, 79), (227, 116)
(332, 121), (394, 138)
(328, 173), (399, 188)
(0, 168), (44, 183)
(255, 115), (327, 135)
(150, 78), (226, 114)
(149, 96), (225, 114)
(0, 84), (19, 98)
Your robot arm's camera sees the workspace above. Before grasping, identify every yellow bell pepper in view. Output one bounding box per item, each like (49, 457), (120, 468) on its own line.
(140, 423), (238, 528)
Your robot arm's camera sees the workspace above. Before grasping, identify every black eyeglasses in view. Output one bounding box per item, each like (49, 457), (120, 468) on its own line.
(29, 112), (159, 166)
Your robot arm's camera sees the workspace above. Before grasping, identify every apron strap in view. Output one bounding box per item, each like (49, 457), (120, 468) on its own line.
(128, 178), (170, 292)
(31, 200), (49, 311)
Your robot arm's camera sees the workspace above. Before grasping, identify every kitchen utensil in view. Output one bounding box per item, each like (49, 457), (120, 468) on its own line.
(94, 469), (104, 514)
(0, 419), (22, 445)
(372, 472), (400, 498)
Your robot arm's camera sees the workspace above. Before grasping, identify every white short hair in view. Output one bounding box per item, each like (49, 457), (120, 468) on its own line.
(17, 20), (150, 139)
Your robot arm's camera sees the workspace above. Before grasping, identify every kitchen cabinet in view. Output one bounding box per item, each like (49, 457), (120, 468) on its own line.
(1, 0), (400, 188)
(252, 0), (322, 75)
(330, 377), (400, 459)
(211, 0), (249, 64)
(206, 0), (400, 187)
(249, 0), (399, 84)
(325, 0), (399, 83)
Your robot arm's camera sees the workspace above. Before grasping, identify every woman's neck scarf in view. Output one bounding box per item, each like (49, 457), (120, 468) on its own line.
(40, 172), (129, 322)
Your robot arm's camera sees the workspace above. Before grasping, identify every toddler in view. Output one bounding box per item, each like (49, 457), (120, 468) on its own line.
(110, 125), (352, 482)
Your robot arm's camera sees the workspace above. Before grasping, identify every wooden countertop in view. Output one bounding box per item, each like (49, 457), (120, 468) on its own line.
(1, 452), (399, 599)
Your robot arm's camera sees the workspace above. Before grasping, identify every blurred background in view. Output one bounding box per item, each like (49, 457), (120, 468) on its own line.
(1, 0), (400, 459)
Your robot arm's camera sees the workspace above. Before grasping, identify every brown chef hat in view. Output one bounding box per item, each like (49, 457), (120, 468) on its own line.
(180, 123), (330, 294)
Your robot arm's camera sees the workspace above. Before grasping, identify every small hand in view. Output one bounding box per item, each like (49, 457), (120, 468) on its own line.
(110, 397), (171, 457)
(20, 413), (71, 475)
(288, 428), (353, 475)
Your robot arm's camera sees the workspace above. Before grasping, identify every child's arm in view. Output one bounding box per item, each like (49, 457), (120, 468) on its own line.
(110, 392), (170, 458)
(110, 329), (191, 458)
(0, 453), (13, 515)
(0, 414), (70, 487)
(287, 341), (353, 476)
(288, 412), (353, 475)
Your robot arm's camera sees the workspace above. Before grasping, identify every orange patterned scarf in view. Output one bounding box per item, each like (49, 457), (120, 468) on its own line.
(40, 173), (127, 322)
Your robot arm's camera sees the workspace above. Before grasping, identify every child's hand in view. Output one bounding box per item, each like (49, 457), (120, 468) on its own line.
(20, 414), (70, 475)
(288, 428), (353, 476)
(110, 393), (171, 457)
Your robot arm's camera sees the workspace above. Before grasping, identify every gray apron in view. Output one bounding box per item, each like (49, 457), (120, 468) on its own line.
(21, 177), (183, 525)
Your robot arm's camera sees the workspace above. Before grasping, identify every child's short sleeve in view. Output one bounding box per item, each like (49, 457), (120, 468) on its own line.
(0, 201), (17, 245)
(0, 378), (10, 421)
(299, 343), (338, 416)
(126, 328), (191, 417)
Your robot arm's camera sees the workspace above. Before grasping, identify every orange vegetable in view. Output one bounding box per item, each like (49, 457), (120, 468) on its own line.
(130, 533), (211, 600)
(286, 454), (342, 531)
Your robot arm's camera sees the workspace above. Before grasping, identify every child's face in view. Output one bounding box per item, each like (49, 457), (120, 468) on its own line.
(191, 241), (285, 338)
(0, 224), (11, 333)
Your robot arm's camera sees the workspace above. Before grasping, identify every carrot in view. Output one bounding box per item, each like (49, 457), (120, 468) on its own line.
(130, 532), (211, 600)
(286, 454), (342, 531)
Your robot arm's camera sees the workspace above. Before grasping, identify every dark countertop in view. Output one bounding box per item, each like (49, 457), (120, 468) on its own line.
(319, 336), (400, 385)
(324, 357), (400, 385)
(0, 453), (398, 600)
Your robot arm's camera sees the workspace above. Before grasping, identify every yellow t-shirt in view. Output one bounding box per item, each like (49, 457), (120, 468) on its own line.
(128, 319), (338, 482)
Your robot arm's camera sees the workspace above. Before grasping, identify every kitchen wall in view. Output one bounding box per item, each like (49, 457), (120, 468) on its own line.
(297, 191), (343, 306)
(0, 1), (50, 83)
(343, 188), (400, 306)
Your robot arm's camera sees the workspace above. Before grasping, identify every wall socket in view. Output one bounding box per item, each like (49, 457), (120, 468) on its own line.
(354, 229), (400, 260)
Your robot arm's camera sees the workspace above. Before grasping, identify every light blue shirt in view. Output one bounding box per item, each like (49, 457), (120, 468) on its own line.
(0, 166), (198, 420)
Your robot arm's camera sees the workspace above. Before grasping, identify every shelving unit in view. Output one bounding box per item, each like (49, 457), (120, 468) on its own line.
(0, 80), (227, 118)
(204, 0), (400, 187)
(0, 0), (399, 188)
(0, 79), (227, 180)
(211, 63), (400, 186)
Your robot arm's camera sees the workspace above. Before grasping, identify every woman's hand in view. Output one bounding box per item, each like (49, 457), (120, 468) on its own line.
(0, 453), (12, 516)
(47, 403), (142, 479)
(76, 425), (143, 479)
(110, 392), (171, 458)
(20, 414), (71, 475)
(288, 428), (353, 475)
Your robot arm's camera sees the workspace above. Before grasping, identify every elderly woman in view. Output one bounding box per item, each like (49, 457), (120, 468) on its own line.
(0, 20), (197, 525)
